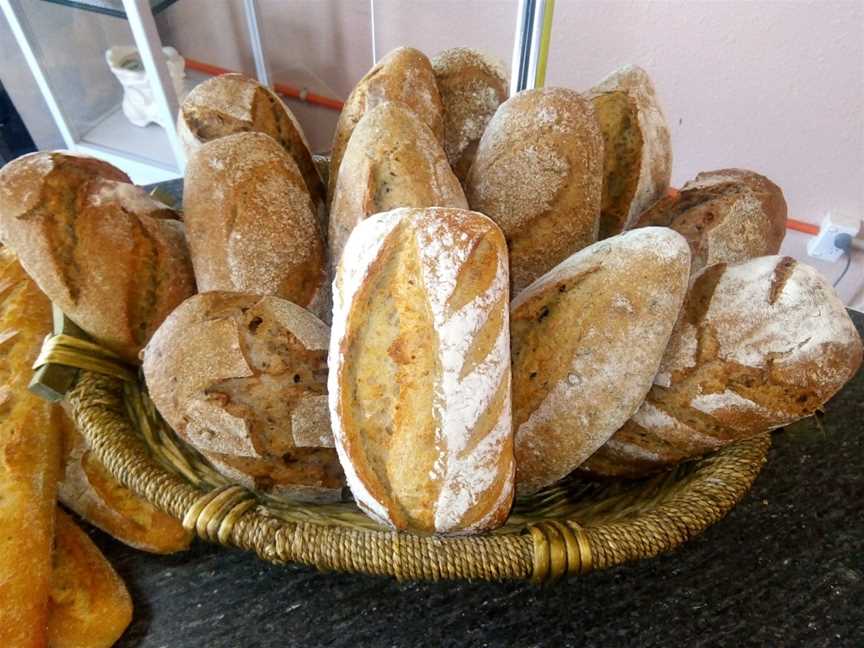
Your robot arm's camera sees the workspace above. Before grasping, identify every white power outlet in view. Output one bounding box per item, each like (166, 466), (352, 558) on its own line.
(807, 213), (860, 262)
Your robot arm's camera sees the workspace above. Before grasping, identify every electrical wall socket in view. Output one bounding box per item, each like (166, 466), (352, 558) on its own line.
(807, 212), (861, 262)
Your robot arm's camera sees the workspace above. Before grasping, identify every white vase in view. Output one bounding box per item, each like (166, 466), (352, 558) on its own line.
(106, 46), (186, 129)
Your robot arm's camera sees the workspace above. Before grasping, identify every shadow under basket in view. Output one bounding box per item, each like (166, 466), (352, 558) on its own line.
(44, 331), (770, 585)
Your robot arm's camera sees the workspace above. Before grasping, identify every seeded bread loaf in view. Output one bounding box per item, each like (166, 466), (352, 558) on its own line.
(632, 168), (787, 276)
(329, 207), (514, 534)
(587, 65), (672, 239)
(142, 292), (344, 502)
(178, 73), (324, 206)
(465, 87), (604, 294)
(328, 47), (445, 202)
(431, 47), (509, 182)
(0, 152), (195, 363)
(511, 228), (691, 494)
(583, 256), (863, 478)
(329, 102), (467, 270)
(184, 132), (327, 316)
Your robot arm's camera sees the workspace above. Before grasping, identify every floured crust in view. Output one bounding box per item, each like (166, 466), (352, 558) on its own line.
(465, 87), (604, 294)
(633, 168), (788, 275)
(588, 65), (672, 238)
(510, 227), (691, 494)
(328, 47), (445, 203)
(329, 102), (467, 272)
(329, 207), (514, 534)
(584, 256), (863, 477)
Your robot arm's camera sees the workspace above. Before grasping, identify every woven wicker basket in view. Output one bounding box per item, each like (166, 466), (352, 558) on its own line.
(40, 329), (770, 584)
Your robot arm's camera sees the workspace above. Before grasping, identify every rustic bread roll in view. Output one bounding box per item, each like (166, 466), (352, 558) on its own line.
(178, 73), (324, 205)
(328, 47), (445, 202)
(312, 154), (331, 191)
(48, 510), (133, 648)
(587, 65), (672, 239)
(632, 169), (788, 276)
(511, 228), (691, 495)
(142, 292), (344, 502)
(184, 132), (326, 315)
(0, 152), (195, 363)
(465, 87), (604, 294)
(329, 102), (467, 270)
(330, 207), (514, 534)
(583, 256), (863, 478)
(431, 47), (509, 182)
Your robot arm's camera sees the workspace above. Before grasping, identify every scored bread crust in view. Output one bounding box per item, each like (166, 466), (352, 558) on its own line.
(633, 168), (788, 276)
(184, 132), (327, 317)
(329, 207), (514, 534)
(431, 47), (509, 182)
(510, 227), (691, 495)
(329, 102), (467, 272)
(328, 47), (445, 203)
(465, 87), (604, 294)
(583, 256), (863, 478)
(0, 152), (195, 363)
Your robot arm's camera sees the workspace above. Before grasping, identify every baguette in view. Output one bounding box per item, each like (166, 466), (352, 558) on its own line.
(584, 256), (863, 478)
(511, 228), (691, 494)
(329, 207), (514, 533)
(466, 87), (604, 294)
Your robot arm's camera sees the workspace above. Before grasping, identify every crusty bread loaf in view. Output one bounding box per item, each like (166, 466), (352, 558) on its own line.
(0, 152), (195, 363)
(312, 154), (331, 191)
(584, 256), (863, 478)
(142, 292), (344, 502)
(329, 207), (514, 534)
(47, 510), (133, 648)
(632, 169), (787, 276)
(0, 248), (63, 648)
(184, 132), (326, 315)
(587, 65), (672, 239)
(511, 228), (691, 494)
(328, 47), (445, 202)
(465, 87), (604, 294)
(431, 47), (509, 182)
(329, 102), (467, 270)
(58, 418), (192, 553)
(178, 73), (324, 205)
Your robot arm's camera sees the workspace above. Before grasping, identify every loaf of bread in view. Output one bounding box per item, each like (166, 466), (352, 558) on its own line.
(178, 73), (324, 205)
(142, 292), (344, 502)
(587, 65), (672, 239)
(511, 228), (691, 494)
(184, 132), (327, 315)
(0, 152), (195, 363)
(329, 207), (514, 534)
(465, 87), (604, 294)
(47, 510), (133, 648)
(329, 102), (467, 270)
(432, 47), (509, 182)
(632, 169), (787, 275)
(0, 248), (64, 648)
(329, 47), (445, 202)
(58, 418), (192, 553)
(584, 256), (863, 478)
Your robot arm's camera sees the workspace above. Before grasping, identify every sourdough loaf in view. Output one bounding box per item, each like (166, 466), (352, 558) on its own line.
(511, 227), (691, 494)
(328, 47), (445, 202)
(329, 207), (514, 533)
(431, 47), (509, 182)
(0, 152), (195, 363)
(587, 65), (672, 239)
(329, 102), (467, 270)
(465, 87), (604, 294)
(584, 256), (863, 478)
(632, 168), (787, 275)
(184, 132), (326, 315)
(142, 292), (344, 502)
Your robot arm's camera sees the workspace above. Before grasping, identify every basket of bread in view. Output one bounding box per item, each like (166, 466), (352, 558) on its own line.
(0, 48), (861, 625)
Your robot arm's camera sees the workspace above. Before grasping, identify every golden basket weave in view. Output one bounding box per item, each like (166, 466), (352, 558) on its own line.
(39, 328), (770, 584)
